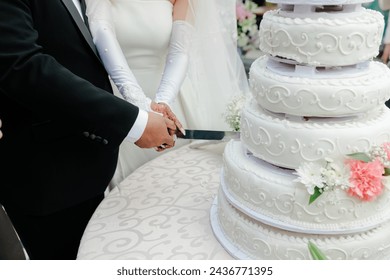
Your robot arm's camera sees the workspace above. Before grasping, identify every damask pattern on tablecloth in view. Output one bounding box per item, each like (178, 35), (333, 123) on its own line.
(77, 141), (232, 260)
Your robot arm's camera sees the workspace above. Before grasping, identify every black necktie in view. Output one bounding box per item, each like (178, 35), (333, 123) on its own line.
(79, 0), (90, 30)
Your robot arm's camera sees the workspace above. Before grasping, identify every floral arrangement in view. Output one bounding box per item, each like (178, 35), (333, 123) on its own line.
(294, 142), (390, 204)
(236, 0), (260, 54)
(224, 94), (246, 131)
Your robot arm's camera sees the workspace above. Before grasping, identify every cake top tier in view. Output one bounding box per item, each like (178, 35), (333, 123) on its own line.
(259, 7), (384, 67)
(267, 0), (372, 4)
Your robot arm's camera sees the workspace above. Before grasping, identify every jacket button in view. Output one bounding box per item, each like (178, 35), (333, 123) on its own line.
(102, 139), (108, 145)
(96, 136), (102, 142)
(83, 131), (90, 137)
(90, 134), (96, 140)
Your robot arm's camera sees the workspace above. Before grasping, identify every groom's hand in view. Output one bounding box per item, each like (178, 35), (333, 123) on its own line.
(135, 112), (176, 151)
(151, 101), (185, 136)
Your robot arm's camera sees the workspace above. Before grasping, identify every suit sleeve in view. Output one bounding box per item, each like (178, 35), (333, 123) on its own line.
(0, 0), (139, 147)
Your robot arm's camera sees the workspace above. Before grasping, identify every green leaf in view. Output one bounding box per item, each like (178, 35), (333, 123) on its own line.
(347, 152), (371, 162)
(384, 168), (390, 176)
(308, 241), (328, 260)
(309, 187), (322, 205)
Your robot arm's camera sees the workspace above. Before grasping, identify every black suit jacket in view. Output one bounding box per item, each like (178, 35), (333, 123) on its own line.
(0, 0), (139, 215)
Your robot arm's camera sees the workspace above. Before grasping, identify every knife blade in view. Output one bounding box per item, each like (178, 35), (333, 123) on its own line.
(176, 129), (240, 141)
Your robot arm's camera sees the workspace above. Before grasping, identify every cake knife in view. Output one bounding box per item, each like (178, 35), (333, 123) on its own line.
(175, 129), (240, 141)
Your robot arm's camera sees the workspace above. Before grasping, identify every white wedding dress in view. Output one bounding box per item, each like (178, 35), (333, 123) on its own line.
(110, 0), (187, 124)
(108, 0), (185, 186)
(87, 0), (249, 186)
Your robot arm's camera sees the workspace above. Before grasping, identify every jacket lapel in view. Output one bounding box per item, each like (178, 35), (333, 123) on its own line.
(61, 0), (100, 61)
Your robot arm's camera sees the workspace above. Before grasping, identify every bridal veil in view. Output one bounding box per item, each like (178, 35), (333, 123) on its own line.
(183, 0), (250, 129)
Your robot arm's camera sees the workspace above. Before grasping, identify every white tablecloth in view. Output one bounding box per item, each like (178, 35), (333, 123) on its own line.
(77, 141), (232, 260)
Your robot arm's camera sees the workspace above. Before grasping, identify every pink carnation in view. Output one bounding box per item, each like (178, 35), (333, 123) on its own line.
(236, 2), (253, 21)
(346, 158), (385, 201)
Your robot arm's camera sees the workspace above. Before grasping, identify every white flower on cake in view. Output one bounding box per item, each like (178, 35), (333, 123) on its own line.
(294, 142), (390, 204)
(224, 94), (247, 131)
(293, 162), (325, 195)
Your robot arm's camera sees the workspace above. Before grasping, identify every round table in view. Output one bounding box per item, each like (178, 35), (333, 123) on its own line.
(77, 141), (233, 260)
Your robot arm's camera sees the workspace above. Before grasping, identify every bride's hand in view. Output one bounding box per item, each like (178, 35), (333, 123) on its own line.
(382, 43), (390, 64)
(151, 101), (185, 135)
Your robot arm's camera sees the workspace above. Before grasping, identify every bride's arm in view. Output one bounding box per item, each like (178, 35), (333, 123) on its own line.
(149, 0), (192, 133)
(154, 0), (193, 107)
(382, 14), (390, 64)
(85, 0), (152, 111)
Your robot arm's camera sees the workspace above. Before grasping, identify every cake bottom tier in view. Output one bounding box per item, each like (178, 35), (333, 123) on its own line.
(210, 190), (390, 260)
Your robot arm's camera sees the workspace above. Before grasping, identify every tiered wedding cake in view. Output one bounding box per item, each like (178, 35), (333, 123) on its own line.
(211, 0), (390, 259)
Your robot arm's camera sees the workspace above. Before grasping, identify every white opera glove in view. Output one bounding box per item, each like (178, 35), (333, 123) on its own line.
(155, 21), (193, 106)
(89, 19), (152, 111)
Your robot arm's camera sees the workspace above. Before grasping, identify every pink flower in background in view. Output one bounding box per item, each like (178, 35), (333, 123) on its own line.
(235, 1), (260, 52)
(346, 158), (384, 201)
(236, 2), (253, 21)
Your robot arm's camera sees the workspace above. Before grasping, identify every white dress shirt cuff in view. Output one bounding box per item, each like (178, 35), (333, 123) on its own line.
(125, 109), (148, 143)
